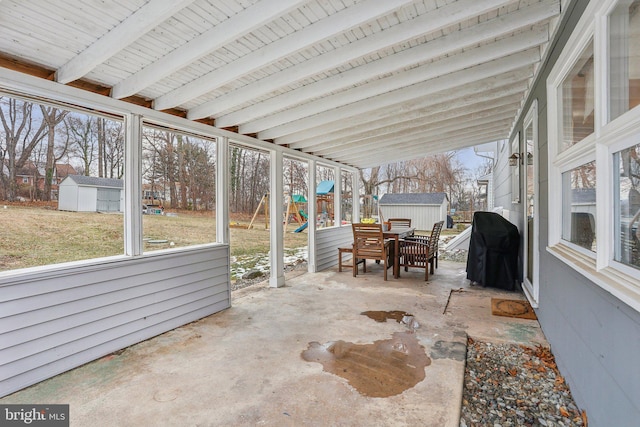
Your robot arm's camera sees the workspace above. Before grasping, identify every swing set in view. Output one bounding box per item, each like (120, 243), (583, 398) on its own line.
(247, 193), (308, 231)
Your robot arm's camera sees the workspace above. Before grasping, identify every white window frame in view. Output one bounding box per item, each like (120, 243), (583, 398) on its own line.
(547, 0), (640, 312)
(523, 101), (540, 306)
(315, 162), (338, 230)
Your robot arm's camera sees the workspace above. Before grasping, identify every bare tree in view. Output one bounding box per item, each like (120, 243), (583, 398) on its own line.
(65, 114), (98, 176)
(181, 137), (215, 211)
(359, 164), (418, 214)
(103, 120), (124, 179)
(0, 97), (48, 201)
(40, 106), (69, 200)
(229, 145), (269, 214)
(143, 128), (176, 208)
(284, 157), (308, 198)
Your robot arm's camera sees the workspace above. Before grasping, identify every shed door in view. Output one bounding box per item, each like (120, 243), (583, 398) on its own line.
(97, 188), (121, 212)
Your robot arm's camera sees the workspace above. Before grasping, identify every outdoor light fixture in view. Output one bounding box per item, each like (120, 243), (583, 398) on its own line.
(509, 152), (533, 167)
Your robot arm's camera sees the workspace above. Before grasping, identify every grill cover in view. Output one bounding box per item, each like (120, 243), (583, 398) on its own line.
(466, 212), (519, 290)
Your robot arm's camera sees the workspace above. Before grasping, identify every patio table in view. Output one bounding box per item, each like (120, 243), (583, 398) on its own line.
(383, 226), (415, 278)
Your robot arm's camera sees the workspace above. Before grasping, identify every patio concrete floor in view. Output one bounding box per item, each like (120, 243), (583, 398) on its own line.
(1, 260), (547, 426)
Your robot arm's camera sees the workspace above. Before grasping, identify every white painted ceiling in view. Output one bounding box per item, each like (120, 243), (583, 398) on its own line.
(0, 0), (561, 168)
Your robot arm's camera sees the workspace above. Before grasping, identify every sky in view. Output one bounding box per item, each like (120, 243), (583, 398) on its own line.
(455, 146), (491, 172)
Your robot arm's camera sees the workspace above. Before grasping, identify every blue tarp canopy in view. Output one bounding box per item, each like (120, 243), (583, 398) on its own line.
(316, 180), (334, 195)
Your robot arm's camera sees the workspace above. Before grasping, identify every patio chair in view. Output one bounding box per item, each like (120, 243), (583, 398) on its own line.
(397, 237), (430, 280)
(352, 223), (394, 280)
(399, 220), (444, 278)
(388, 218), (412, 228)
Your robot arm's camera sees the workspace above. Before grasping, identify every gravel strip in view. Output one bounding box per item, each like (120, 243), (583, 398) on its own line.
(231, 260), (308, 291)
(460, 339), (587, 427)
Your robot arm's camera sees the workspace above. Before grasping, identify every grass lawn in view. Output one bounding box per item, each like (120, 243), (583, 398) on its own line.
(1, 203), (461, 277)
(0, 204), (308, 273)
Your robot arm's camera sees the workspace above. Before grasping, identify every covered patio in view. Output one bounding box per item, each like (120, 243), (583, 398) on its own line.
(2, 1), (639, 426)
(1, 261), (545, 426)
(0, 0), (559, 398)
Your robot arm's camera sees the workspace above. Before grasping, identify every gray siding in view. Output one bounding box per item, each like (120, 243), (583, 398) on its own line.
(0, 245), (230, 397)
(538, 258), (640, 427)
(316, 226), (353, 271)
(497, 1), (640, 425)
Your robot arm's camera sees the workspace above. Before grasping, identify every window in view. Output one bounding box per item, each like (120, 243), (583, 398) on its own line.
(561, 162), (596, 252)
(547, 0), (640, 311)
(560, 41), (594, 152)
(0, 95), (125, 271)
(608, 0), (640, 122)
(283, 156), (309, 264)
(316, 164), (335, 228)
(341, 169), (353, 224)
(614, 143), (640, 270)
(142, 125), (216, 252)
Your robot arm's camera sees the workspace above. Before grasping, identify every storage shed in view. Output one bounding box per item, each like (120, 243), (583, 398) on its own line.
(58, 175), (124, 212)
(379, 192), (448, 232)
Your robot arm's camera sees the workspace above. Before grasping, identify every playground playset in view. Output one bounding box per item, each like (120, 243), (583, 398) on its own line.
(245, 180), (335, 232)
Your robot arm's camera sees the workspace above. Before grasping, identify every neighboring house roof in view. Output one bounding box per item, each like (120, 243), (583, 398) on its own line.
(6, 161), (77, 179)
(55, 164), (77, 178)
(63, 175), (123, 188)
(316, 180), (334, 195)
(15, 161), (45, 177)
(379, 192), (448, 205)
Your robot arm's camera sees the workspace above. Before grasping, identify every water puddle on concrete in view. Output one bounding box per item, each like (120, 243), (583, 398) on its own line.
(301, 331), (431, 397)
(361, 310), (420, 331)
(361, 310), (409, 323)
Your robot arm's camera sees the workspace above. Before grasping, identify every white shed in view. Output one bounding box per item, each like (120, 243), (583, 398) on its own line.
(58, 175), (124, 212)
(379, 192), (449, 232)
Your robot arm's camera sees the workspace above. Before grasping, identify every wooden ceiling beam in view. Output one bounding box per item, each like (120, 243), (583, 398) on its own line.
(211, 0), (555, 127)
(248, 33), (543, 138)
(111, 0), (307, 99)
(258, 50), (538, 142)
(286, 73), (532, 150)
(310, 103), (520, 156)
(56, 0), (195, 85)
(333, 122), (510, 166)
(324, 117), (514, 160)
(153, 0), (414, 111)
(0, 54), (54, 80)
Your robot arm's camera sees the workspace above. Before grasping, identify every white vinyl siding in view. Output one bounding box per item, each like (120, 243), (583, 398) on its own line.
(379, 203), (447, 232)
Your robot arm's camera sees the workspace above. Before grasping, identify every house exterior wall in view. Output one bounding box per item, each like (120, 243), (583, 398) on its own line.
(0, 245), (230, 397)
(379, 203), (447, 232)
(486, 174), (494, 211)
(495, 1), (640, 425)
